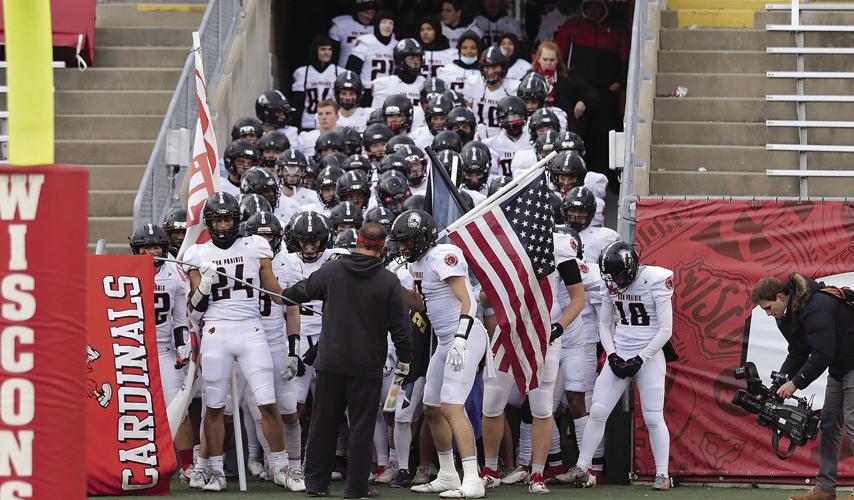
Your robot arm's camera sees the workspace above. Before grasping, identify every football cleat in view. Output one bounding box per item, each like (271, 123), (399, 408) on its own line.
(412, 465), (431, 485)
(202, 470), (226, 491)
(247, 458), (264, 478)
(411, 472), (461, 493)
(528, 472), (550, 494)
(375, 465), (399, 484)
(438, 477), (486, 499)
(390, 468), (413, 488)
(187, 465), (209, 489)
(555, 466), (596, 488)
(652, 474), (671, 491)
(479, 467), (501, 489)
(501, 466), (529, 485)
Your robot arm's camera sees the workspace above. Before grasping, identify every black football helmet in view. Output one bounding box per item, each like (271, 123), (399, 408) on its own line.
(382, 94), (414, 134)
(435, 149), (465, 187)
(385, 134), (415, 155)
(244, 211), (284, 254)
(240, 167), (280, 209)
(388, 209), (438, 262)
(517, 73), (549, 111)
(461, 143), (490, 191)
(231, 117), (264, 142)
(129, 224), (170, 267)
(556, 131), (586, 157)
(497, 96), (528, 137)
(535, 129), (559, 160)
(444, 89), (466, 108)
(528, 108), (561, 142)
(378, 171), (412, 216)
(403, 194), (425, 211)
(239, 193), (273, 222)
(446, 106), (477, 144)
(367, 107), (385, 126)
(420, 77), (447, 105)
(336, 171), (371, 209)
(562, 186), (596, 231)
(333, 70), (364, 110)
(203, 192), (241, 248)
(224, 139), (261, 176)
(256, 131), (292, 169)
(365, 206), (396, 232)
(334, 228), (359, 251)
(276, 149), (307, 188)
(599, 241), (639, 293)
(340, 127), (363, 156)
(255, 90), (295, 128)
(342, 154), (373, 177)
(425, 93), (454, 135)
(488, 175), (513, 196)
(287, 211), (331, 263)
(479, 46), (507, 84)
(362, 122), (393, 162)
(329, 201), (364, 233)
(303, 156), (321, 190)
(548, 151), (586, 194)
(394, 38), (424, 83)
(461, 141), (492, 165)
(378, 153), (410, 178)
(314, 165), (345, 209)
(399, 144), (427, 186)
(315, 131), (344, 159)
(432, 130), (463, 153)
(162, 207), (187, 256)
(548, 190), (566, 226)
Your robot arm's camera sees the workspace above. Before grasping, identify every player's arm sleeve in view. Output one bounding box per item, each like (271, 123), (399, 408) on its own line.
(557, 259), (581, 286)
(792, 300), (836, 389)
(346, 41), (365, 74)
(370, 81), (385, 108)
(292, 67), (307, 92)
(598, 291), (617, 355)
(172, 280), (189, 329)
(638, 275), (675, 361)
(387, 276), (413, 363)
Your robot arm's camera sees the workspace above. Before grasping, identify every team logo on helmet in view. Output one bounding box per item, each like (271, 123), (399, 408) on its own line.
(407, 212), (422, 228)
(444, 254), (458, 266)
(386, 106), (401, 114)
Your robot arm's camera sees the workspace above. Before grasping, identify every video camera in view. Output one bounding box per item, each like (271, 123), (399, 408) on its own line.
(731, 362), (820, 459)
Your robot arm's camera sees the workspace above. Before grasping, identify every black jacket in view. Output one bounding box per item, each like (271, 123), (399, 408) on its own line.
(777, 274), (854, 388)
(283, 252), (412, 379)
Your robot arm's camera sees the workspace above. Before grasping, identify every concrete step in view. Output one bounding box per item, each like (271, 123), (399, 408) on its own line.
(655, 97), (854, 122)
(95, 3), (204, 28)
(662, 9), (758, 29)
(654, 120), (854, 146)
(660, 29), (790, 51)
(89, 242), (132, 255)
(90, 190), (136, 217)
(56, 139), (154, 165)
(50, 90), (173, 115)
(655, 73), (854, 97)
(94, 47), (188, 68)
(55, 115), (163, 140)
(90, 216), (134, 245)
(96, 27), (194, 47)
(666, 0), (768, 10)
(652, 144), (773, 171)
(758, 10), (854, 26)
(649, 171), (799, 196)
(87, 165), (147, 190)
(52, 68), (182, 91)
(658, 50), (789, 73)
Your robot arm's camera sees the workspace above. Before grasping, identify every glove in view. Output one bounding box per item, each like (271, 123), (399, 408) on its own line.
(393, 361), (410, 386)
(446, 336), (467, 372)
(303, 342), (319, 366)
(549, 322), (564, 344)
(620, 356), (643, 378)
(383, 353), (396, 377)
(198, 262), (217, 295)
(608, 353), (628, 379)
(282, 354), (306, 381)
(175, 344), (192, 368)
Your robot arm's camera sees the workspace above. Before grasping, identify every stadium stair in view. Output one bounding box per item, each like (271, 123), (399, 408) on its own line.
(49, 3), (202, 253)
(650, 2), (854, 196)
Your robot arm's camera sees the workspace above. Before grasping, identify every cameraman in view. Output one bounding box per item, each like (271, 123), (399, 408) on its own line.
(751, 273), (854, 500)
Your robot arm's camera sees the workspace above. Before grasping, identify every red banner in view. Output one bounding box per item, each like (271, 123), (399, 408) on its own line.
(86, 255), (177, 495)
(633, 199), (854, 482)
(0, 166), (87, 499)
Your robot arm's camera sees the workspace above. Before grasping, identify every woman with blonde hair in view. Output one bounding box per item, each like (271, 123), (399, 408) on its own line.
(530, 41), (594, 129)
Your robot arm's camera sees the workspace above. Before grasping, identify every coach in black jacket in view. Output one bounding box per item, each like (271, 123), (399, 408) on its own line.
(751, 273), (854, 500)
(282, 223), (412, 499)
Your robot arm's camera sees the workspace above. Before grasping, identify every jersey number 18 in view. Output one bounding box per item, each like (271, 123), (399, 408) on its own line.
(614, 301), (650, 327)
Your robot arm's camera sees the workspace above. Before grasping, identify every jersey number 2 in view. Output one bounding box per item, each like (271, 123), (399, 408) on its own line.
(154, 292), (170, 325)
(614, 301), (650, 327)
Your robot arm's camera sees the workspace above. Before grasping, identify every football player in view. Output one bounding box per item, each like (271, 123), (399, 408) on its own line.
(162, 207), (187, 258)
(562, 186), (618, 264)
(231, 117), (264, 144)
(329, 201), (364, 235)
(222, 139), (260, 197)
(372, 39), (428, 129)
(381, 95), (417, 138)
(329, 0), (376, 67)
(292, 36), (341, 131)
(510, 109), (562, 176)
(346, 10), (396, 92)
(445, 106), (478, 146)
(436, 30), (482, 96)
(377, 170), (413, 216)
(257, 131), (292, 172)
(390, 210), (488, 499)
(277, 150), (324, 210)
(464, 47), (520, 139)
(412, 93), (454, 149)
(256, 90), (299, 146)
(314, 166), (345, 214)
(183, 193), (292, 491)
(562, 241), (674, 491)
(398, 144), (429, 197)
(297, 101), (340, 159)
(337, 171), (373, 211)
(482, 96), (532, 178)
(459, 143), (490, 205)
(334, 71), (371, 132)
(241, 166), (300, 224)
(363, 122), (394, 168)
(517, 73), (568, 131)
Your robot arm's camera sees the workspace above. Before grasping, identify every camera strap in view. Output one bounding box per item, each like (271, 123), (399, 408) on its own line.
(771, 429), (798, 460)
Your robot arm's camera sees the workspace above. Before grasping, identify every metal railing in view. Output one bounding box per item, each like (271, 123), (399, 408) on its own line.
(133, 0), (244, 228)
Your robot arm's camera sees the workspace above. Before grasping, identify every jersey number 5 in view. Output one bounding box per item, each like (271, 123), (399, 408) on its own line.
(614, 301), (650, 327)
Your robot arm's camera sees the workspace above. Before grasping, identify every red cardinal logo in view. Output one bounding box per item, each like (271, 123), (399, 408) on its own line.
(445, 254), (458, 266)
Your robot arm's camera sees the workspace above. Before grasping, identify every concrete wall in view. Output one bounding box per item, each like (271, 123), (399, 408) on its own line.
(631, 0), (662, 197)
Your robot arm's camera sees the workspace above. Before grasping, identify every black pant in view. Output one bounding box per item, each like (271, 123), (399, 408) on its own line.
(304, 370), (382, 498)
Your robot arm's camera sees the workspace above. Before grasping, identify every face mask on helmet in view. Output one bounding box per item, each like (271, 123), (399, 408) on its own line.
(503, 115), (526, 137)
(337, 88), (359, 110)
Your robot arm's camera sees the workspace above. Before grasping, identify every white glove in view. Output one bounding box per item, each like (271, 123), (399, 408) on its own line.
(198, 262), (217, 295)
(383, 352), (396, 377)
(176, 344), (192, 367)
(282, 355), (301, 381)
(446, 336), (467, 372)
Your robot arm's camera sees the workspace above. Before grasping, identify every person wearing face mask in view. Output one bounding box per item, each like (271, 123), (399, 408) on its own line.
(473, 0), (523, 47)
(498, 33), (531, 82)
(347, 10), (398, 101)
(330, 0), (378, 67)
(436, 30), (483, 96)
(417, 14), (456, 78)
(372, 39), (428, 130)
(440, 0), (481, 47)
(482, 95), (532, 179)
(463, 46), (520, 139)
(536, 0), (581, 44)
(292, 36), (341, 131)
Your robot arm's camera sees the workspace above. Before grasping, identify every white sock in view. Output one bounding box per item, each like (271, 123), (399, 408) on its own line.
(209, 455), (224, 474)
(518, 422), (532, 467)
(573, 416), (588, 451)
(389, 447), (398, 467)
(531, 463), (545, 476)
(196, 456), (209, 471)
(269, 450), (287, 474)
(393, 423), (413, 471)
(437, 450), (455, 476)
(284, 421), (302, 461)
(244, 410), (260, 459)
(374, 414), (389, 467)
(461, 456), (478, 482)
(550, 421), (561, 455)
(484, 457), (498, 471)
(645, 413), (670, 476)
(576, 415), (606, 472)
(193, 444), (200, 465)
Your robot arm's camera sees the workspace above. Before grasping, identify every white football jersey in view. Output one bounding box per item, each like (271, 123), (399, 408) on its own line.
(277, 249), (334, 337)
(584, 171), (608, 200)
(291, 186), (321, 207)
(292, 64), (341, 130)
(409, 243), (470, 338)
(578, 259), (603, 344)
(442, 22), (482, 47)
(371, 75), (427, 129)
(592, 196), (606, 228)
(483, 129), (533, 178)
(436, 63), (481, 95)
(260, 251), (288, 347)
(472, 15), (523, 47)
(579, 225), (619, 264)
(338, 107), (370, 132)
(528, 105), (568, 132)
(297, 129), (321, 158)
(154, 261), (189, 353)
(536, 8), (575, 43)
(506, 59), (532, 82)
(463, 75), (520, 138)
(351, 33), (396, 88)
(509, 147), (538, 177)
(552, 232), (585, 346)
(422, 48), (457, 78)
(276, 193), (301, 224)
(410, 125), (435, 149)
(461, 186), (487, 206)
(184, 235), (272, 322)
(276, 126), (300, 149)
(602, 265), (674, 356)
(329, 15), (374, 67)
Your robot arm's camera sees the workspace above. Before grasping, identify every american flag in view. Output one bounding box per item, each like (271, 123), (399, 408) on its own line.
(448, 172), (555, 395)
(177, 31), (220, 260)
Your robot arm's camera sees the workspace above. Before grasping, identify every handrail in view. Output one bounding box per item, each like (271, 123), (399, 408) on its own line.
(617, 0), (648, 243)
(133, 0), (243, 228)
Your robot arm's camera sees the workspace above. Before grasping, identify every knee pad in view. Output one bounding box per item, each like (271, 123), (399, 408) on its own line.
(642, 410), (665, 430)
(589, 401), (610, 423)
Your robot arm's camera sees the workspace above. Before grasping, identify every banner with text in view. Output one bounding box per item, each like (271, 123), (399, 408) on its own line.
(0, 167), (87, 500)
(86, 255), (177, 495)
(633, 199), (854, 482)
